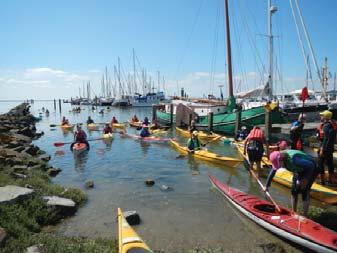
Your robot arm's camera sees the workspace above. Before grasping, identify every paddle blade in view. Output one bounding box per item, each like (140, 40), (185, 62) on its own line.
(54, 142), (65, 147)
(50, 124), (57, 127)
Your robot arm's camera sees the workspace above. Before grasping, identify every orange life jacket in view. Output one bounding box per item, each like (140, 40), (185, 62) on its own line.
(317, 120), (337, 140)
(247, 127), (264, 143)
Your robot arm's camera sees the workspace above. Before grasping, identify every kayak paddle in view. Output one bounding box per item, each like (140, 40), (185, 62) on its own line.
(53, 137), (104, 147)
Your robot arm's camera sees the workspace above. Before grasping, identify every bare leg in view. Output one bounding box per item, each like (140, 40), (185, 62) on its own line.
(291, 195), (298, 213)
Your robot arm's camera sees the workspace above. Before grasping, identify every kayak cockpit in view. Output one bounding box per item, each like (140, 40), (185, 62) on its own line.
(253, 203), (290, 215)
(126, 248), (152, 253)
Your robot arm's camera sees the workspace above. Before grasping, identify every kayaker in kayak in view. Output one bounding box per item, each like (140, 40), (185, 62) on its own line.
(143, 117), (150, 126)
(87, 116), (94, 124)
(290, 114), (306, 150)
(187, 131), (205, 152)
(151, 119), (160, 130)
(266, 149), (317, 216)
(111, 116), (119, 124)
(71, 125), (90, 151)
(235, 126), (248, 141)
(243, 126), (265, 176)
(99, 109), (104, 114)
(131, 115), (139, 122)
(103, 123), (113, 134)
(316, 110), (337, 184)
(61, 116), (69, 126)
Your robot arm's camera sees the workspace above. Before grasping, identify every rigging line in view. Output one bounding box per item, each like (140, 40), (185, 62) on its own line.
(232, 0), (248, 93)
(209, 0), (221, 96)
(294, 0), (322, 84)
(237, 0), (265, 81)
(289, 0), (314, 89)
(175, 0), (205, 80)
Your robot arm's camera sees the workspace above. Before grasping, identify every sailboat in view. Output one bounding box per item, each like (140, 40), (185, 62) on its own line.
(155, 0), (286, 134)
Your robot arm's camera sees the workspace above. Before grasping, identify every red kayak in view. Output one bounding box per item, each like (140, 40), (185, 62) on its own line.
(123, 133), (170, 142)
(72, 143), (88, 155)
(209, 174), (337, 253)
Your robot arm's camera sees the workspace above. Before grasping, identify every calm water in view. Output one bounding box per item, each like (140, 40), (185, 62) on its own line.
(2, 101), (307, 252)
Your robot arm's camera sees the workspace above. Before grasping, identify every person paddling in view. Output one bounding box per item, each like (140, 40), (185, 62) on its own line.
(103, 123), (113, 134)
(87, 116), (94, 125)
(140, 118), (150, 137)
(187, 131), (205, 152)
(131, 115), (139, 122)
(235, 126), (249, 141)
(111, 116), (119, 124)
(266, 149), (317, 216)
(71, 125), (90, 151)
(61, 116), (69, 126)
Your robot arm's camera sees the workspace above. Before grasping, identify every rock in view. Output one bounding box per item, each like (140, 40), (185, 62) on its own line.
(85, 180), (94, 189)
(25, 184), (34, 189)
(13, 165), (28, 173)
(160, 184), (173, 191)
(13, 146), (25, 153)
(23, 145), (39, 156)
(0, 185), (34, 203)
(6, 141), (21, 149)
(43, 196), (75, 207)
(47, 168), (62, 177)
(145, 179), (155, 187)
(12, 133), (32, 143)
(0, 227), (6, 245)
(10, 172), (27, 179)
(18, 127), (34, 137)
(39, 154), (51, 162)
(36, 149), (46, 155)
(26, 244), (43, 253)
(123, 211), (141, 225)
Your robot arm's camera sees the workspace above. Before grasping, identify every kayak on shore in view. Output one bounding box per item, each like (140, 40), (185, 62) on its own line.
(118, 208), (152, 253)
(169, 139), (242, 168)
(209, 174), (337, 253)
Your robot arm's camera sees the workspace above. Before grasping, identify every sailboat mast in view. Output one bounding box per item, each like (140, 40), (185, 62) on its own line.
(268, 0), (277, 100)
(224, 0), (233, 98)
(133, 48), (137, 94)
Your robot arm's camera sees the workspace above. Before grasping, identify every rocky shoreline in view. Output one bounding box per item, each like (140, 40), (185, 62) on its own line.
(0, 103), (86, 252)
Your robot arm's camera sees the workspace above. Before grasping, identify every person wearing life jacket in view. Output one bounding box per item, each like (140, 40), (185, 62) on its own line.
(87, 116), (94, 125)
(290, 114), (306, 150)
(235, 126), (249, 141)
(103, 123), (113, 134)
(111, 116), (119, 124)
(71, 125), (90, 151)
(266, 149), (317, 216)
(132, 115), (139, 122)
(61, 116), (69, 126)
(317, 110), (337, 184)
(187, 131), (204, 152)
(243, 126), (265, 176)
(143, 117), (150, 126)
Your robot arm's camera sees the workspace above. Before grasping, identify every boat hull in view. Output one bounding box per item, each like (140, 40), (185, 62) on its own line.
(72, 143), (88, 155)
(209, 175), (337, 253)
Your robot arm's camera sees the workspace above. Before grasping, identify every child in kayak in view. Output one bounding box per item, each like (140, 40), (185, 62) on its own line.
(103, 123), (113, 134)
(187, 131), (205, 152)
(71, 125), (90, 151)
(265, 149), (317, 216)
(87, 116), (94, 125)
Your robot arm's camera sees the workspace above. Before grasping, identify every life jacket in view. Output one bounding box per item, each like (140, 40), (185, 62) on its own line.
(103, 127), (112, 134)
(75, 130), (86, 142)
(317, 120), (337, 140)
(285, 149), (312, 173)
(247, 128), (264, 143)
(187, 137), (200, 150)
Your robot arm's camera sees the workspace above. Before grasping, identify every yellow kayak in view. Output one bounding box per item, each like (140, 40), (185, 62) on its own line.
(118, 208), (152, 253)
(112, 123), (126, 129)
(102, 133), (114, 139)
(150, 129), (167, 135)
(235, 143), (337, 204)
(87, 123), (99, 130)
(129, 121), (142, 128)
(170, 139), (242, 167)
(175, 127), (222, 140)
(60, 124), (74, 130)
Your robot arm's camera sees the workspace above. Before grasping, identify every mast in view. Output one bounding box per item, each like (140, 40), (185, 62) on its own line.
(334, 72), (336, 95)
(268, 0), (277, 100)
(224, 0), (233, 98)
(322, 57), (328, 100)
(118, 57), (122, 97)
(133, 48), (137, 94)
(157, 71), (160, 93)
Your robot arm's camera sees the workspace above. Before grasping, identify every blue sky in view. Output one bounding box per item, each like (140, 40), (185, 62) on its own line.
(0, 0), (336, 99)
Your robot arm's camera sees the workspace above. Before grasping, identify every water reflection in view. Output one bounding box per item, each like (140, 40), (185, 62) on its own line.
(187, 155), (200, 175)
(74, 152), (89, 170)
(139, 140), (150, 155)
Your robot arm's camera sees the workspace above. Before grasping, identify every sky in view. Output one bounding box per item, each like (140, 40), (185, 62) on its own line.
(0, 0), (336, 100)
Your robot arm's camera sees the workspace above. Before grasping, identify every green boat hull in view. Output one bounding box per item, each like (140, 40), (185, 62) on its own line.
(155, 106), (286, 135)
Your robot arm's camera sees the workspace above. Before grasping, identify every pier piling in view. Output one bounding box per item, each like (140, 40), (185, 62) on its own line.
(235, 108), (242, 135)
(208, 112), (214, 133)
(170, 104), (174, 127)
(54, 99), (56, 111)
(265, 106), (271, 156)
(58, 99), (62, 113)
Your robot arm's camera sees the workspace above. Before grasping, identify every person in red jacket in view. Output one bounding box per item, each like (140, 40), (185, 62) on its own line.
(244, 126), (265, 176)
(71, 125), (90, 150)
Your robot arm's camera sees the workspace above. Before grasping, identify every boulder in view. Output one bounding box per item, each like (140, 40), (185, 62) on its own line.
(39, 154), (51, 162)
(145, 179), (155, 187)
(23, 145), (40, 156)
(123, 211), (141, 225)
(12, 133), (32, 143)
(47, 168), (62, 177)
(13, 165), (28, 173)
(0, 227), (6, 245)
(85, 180), (94, 189)
(18, 127), (34, 137)
(0, 185), (34, 203)
(26, 244), (43, 253)
(6, 141), (21, 149)
(13, 146), (26, 153)
(10, 172), (27, 179)
(43, 196), (75, 207)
